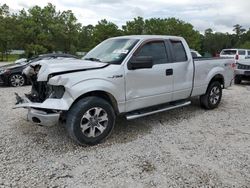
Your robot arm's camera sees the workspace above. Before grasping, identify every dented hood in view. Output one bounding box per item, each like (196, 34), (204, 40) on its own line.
(25, 59), (108, 81)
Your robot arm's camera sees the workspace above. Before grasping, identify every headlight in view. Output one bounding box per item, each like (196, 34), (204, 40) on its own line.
(0, 69), (7, 74)
(48, 85), (65, 99)
(0, 69), (11, 74)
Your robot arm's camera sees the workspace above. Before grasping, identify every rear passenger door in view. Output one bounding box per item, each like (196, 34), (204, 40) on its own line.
(167, 40), (194, 101)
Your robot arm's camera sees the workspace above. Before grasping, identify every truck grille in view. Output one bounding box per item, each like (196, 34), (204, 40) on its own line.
(237, 64), (250, 70)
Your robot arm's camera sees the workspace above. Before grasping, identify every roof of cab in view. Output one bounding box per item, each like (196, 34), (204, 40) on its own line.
(110, 35), (184, 40)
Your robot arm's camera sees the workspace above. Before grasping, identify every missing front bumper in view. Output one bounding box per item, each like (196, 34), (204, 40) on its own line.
(14, 94), (63, 127)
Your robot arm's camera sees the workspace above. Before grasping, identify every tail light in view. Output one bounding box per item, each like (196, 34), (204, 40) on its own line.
(235, 54), (239, 60)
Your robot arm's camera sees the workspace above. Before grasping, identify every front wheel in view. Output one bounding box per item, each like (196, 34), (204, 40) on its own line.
(200, 81), (222, 109)
(66, 96), (116, 146)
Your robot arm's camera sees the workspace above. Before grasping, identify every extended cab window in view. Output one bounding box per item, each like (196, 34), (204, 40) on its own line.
(136, 41), (169, 64)
(170, 40), (187, 62)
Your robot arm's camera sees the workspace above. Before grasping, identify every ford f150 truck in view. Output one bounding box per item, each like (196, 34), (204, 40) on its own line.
(15, 35), (235, 145)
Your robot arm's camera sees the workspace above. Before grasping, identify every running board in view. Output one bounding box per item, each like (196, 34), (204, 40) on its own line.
(126, 101), (191, 120)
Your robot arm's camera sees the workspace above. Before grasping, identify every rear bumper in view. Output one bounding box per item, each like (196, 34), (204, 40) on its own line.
(27, 109), (60, 127)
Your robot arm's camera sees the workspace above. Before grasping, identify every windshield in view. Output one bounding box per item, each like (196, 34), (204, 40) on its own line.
(221, 50), (236, 55)
(84, 38), (139, 64)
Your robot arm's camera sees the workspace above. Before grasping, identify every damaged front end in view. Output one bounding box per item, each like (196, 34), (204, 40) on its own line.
(23, 64), (67, 102)
(14, 64), (69, 127)
(14, 59), (108, 127)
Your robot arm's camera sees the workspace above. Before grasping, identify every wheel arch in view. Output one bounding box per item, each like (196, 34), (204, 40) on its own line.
(70, 90), (119, 114)
(208, 74), (225, 89)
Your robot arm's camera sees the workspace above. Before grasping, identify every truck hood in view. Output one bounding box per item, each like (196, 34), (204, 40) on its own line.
(24, 59), (108, 81)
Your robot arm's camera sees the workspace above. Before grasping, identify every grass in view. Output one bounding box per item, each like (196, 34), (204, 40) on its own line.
(0, 54), (21, 62)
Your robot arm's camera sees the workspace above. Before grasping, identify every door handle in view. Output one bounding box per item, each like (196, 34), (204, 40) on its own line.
(166, 69), (173, 76)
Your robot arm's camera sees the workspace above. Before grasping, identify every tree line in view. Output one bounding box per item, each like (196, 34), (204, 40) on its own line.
(1, 3), (250, 60)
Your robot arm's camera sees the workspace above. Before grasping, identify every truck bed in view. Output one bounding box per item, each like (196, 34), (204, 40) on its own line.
(191, 57), (234, 96)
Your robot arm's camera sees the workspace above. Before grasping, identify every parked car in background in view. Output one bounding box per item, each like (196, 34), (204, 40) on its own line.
(15, 35), (235, 145)
(14, 58), (27, 64)
(220, 49), (250, 60)
(234, 58), (250, 84)
(190, 49), (202, 58)
(0, 53), (79, 87)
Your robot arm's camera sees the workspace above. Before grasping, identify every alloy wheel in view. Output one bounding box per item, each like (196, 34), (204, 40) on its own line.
(10, 75), (25, 87)
(80, 107), (109, 138)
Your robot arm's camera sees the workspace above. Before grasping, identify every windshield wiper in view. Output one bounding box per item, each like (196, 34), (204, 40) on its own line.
(84, 57), (102, 62)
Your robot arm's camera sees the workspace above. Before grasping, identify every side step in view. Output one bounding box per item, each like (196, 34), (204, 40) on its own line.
(126, 101), (191, 120)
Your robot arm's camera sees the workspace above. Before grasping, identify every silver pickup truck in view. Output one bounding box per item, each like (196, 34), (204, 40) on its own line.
(15, 35), (235, 145)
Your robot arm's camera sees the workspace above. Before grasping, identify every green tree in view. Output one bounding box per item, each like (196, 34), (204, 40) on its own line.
(0, 4), (17, 61)
(240, 41), (250, 49)
(92, 19), (122, 44)
(233, 24), (246, 36)
(202, 29), (232, 56)
(78, 25), (95, 51)
(122, 17), (145, 35)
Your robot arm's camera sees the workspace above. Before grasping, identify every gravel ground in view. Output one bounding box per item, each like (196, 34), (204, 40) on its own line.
(0, 84), (249, 187)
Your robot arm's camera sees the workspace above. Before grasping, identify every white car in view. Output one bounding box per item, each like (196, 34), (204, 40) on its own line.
(14, 58), (27, 64)
(15, 35), (235, 145)
(190, 49), (202, 58)
(220, 49), (250, 60)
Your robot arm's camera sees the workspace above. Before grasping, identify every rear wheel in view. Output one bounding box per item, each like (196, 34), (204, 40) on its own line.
(234, 76), (241, 84)
(200, 81), (222, 109)
(66, 96), (116, 146)
(9, 74), (25, 87)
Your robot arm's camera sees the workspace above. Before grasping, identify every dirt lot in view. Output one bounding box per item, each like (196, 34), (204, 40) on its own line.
(0, 84), (249, 187)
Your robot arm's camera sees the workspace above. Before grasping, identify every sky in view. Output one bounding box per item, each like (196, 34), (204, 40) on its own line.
(1, 0), (250, 33)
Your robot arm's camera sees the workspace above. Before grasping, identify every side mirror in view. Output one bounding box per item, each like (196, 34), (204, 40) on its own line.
(128, 56), (153, 70)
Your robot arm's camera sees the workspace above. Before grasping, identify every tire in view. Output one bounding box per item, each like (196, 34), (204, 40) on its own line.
(234, 76), (241, 84)
(9, 74), (26, 87)
(66, 96), (116, 146)
(200, 81), (222, 110)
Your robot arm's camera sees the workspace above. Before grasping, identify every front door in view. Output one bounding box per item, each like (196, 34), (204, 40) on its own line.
(125, 40), (174, 112)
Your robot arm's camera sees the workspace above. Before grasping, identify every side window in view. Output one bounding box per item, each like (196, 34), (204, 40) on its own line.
(238, 50), (246, 55)
(170, 40), (187, 62)
(136, 41), (169, 64)
(248, 51), (250, 56)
